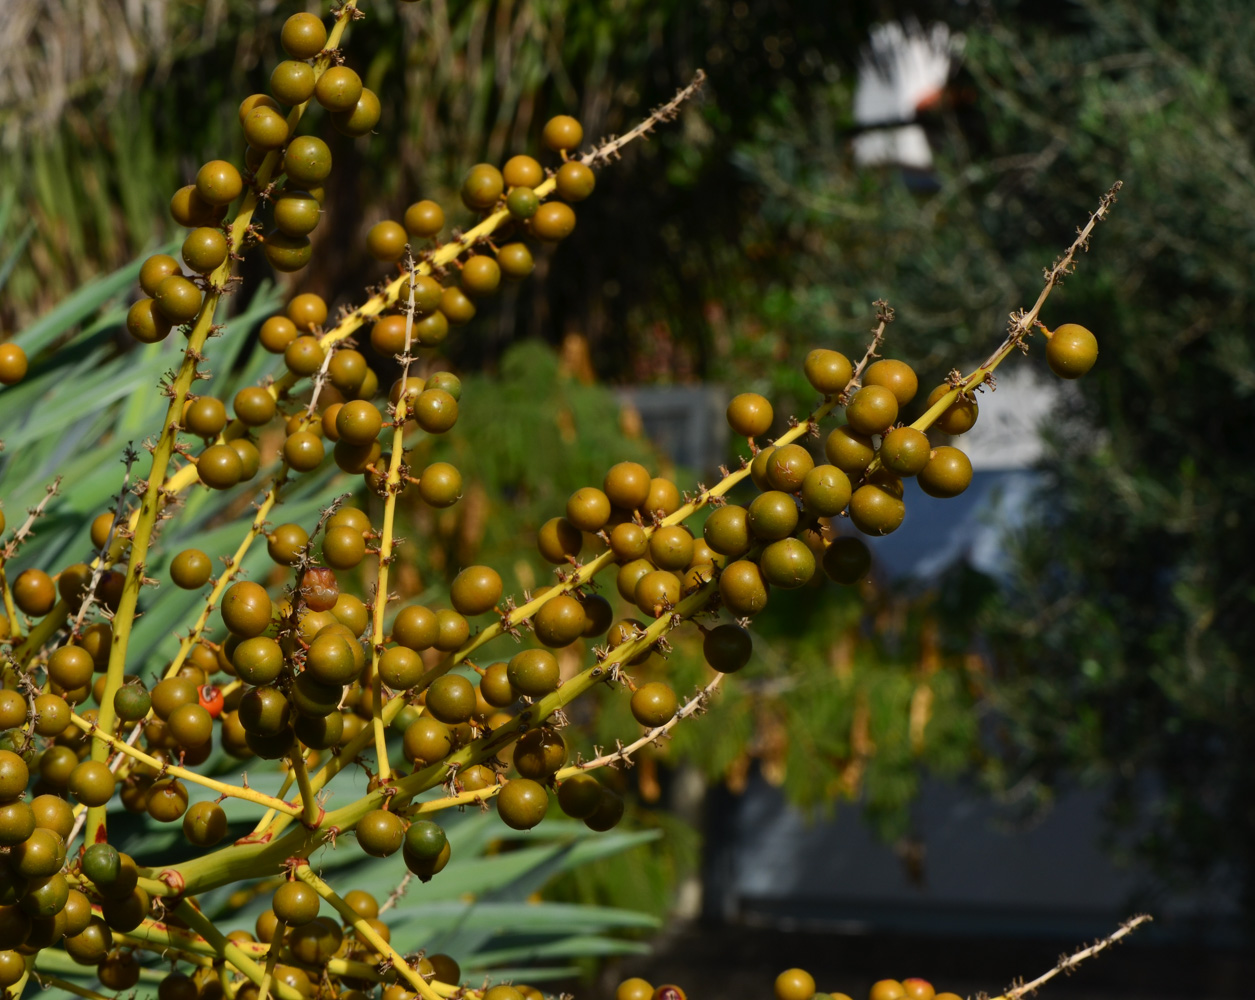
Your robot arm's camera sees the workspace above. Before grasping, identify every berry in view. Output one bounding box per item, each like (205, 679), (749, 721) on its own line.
(556, 161), (596, 201)
(825, 425), (876, 474)
(184, 396), (226, 437)
(503, 155), (544, 188)
(534, 594), (588, 645)
(242, 106), (290, 150)
(416, 460), (463, 508)
(726, 392), (773, 437)
(461, 164), (505, 211)
(170, 549), (213, 589)
(13, 569), (55, 616)
(273, 882), (320, 926)
(154, 275), (202, 324)
(221, 581), (272, 637)
(719, 560), (769, 616)
(879, 427), (932, 477)
(285, 335), (325, 376)
(181, 227), (228, 274)
(918, 445), (972, 498)
(513, 728), (567, 779)
(274, 189), (322, 237)
(765, 442), (815, 492)
(425, 675), (476, 725)
(450, 565), (503, 616)
(284, 136), (332, 187)
(531, 202), (576, 241)
(281, 12), (327, 58)
(195, 160), (242, 206)
(405, 820), (447, 861)
(332, 88), (382, 136)
(543, 115), (584, 151)
(367, 220), (407, 262)
(357, 809), (405, 857)
(170, 184), (227, 227)
(566, 486), (611, 532)
(234, 386), (277, 425)
(775, 968), (816, 1000)
(635, 570), (680, 618)
(630, 682), (677, 727)
(703, 623), (753, 673)
(801, 464), (852, 516)
(404, 200), (444, 239)
(804, 349), (853, 394)
(584, 787), (625, 831)
(748, 490), (799, 542)
(315, 66), (363, 113)
(538, 516), (582, 563)
(126, 299), (173, 343)
(507, 649), (560, 698)
(845, 384), (898, 435)
(760, 537), (817, 589)
(864, 358), (919, 406)
(849, 483), (906, 536)
(271, 60), (316, 106)
(264, 231), (312, 272)
(1045, 322), (1099, 378)
(704, 504), (750, 556)
(557, 773), (603, 819)
(497, 778), (549, 830)
(506, 187), (540, 219)
(461, 255), (501, 297)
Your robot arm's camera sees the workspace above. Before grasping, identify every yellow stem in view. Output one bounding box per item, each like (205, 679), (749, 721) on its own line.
(288, 751), (320, 827)
(292, 863), (443, 1000)
(70, 711), (302, 817)
(258, 919), (286, 1000)
(165, 470), (287, 680)
(174, 900), (305, 1000)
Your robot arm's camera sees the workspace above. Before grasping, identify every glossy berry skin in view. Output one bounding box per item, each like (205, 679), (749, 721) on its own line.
(497, 778), (549, 830)
(849, 483), (906, 536)
(1046, 323), (1099, 378)
(181, 227), (228, 274)
(726, 392), (773, 437)
(154, 275), (202, 324)
(630, 682), (678, 727)
(864, 358), (919, 406)
(281, 12), (327, 58)
(366, 220), (407, 262)
(315, 66), (363, 113)
(918, 445), (973, 499)
(461, 164), (505, 211)
(804, 348), (854, 394)
(404, 200), (444, 239)
(284, 136), (332, 187)
(450, 565), (503, 615)
(825, 425), (876, 474)
(221, 581), (272, 637)
(556, 161), (596, 201)
(170, 549), (213, 589)
(13, 569), (55, 616)
(332, 88), (382, 136)
(531, 202), (576, 242)
(273, 881), (320, 926)
(879, 426), (932, 477)
(195, 160), (242, 206)
(774, 968), (817, 1000)
(760, 537), (817, 589)
(543, 115), (584, 151)
(845, 384), (899, 435)
(719, 560), (770, 616)
(507, 649), (560, 698)
(0, 344), (26, 386)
